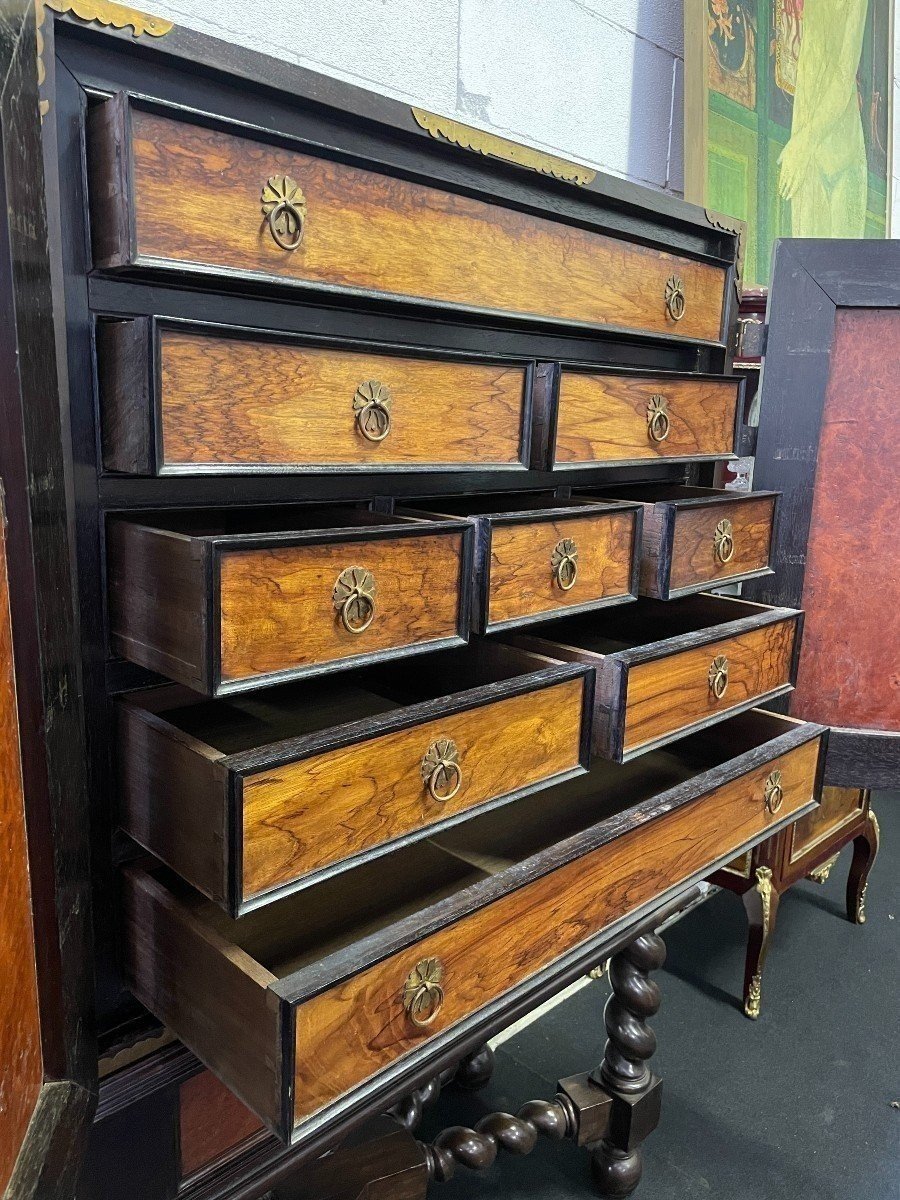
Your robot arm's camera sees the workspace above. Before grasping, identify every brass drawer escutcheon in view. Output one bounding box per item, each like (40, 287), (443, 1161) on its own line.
(764, 770), (784, 814)
(708, 654), (729, 700)
(421, 738), (463, 802)
(261, 175), (306, 251)
(551, 538), (579, 591)
(646, 394), (670, 443)
(332, 566), (376, 634)
(403, 956), (445, 1027)
(665, 274), (686, 321)
(714, 518), (735, 564)
(353, 380), (393, 442)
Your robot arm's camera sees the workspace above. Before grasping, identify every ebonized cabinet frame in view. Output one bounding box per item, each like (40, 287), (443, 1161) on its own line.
(530, 362), (746, 471)
(746, 239), (900, 787)
(96, 315), (539, 476)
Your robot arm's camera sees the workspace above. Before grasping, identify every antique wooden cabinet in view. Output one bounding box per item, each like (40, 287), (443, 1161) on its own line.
(0, 5), (831, 1199)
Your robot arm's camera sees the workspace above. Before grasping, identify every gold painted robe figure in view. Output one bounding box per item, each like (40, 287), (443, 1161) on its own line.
(778, 0), (869, 236)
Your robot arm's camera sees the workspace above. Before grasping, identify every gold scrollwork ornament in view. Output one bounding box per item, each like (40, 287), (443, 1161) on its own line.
(646, 394), (670, 443)
(421, 738), (463, 803)
(708, 654), (729, 700)
(403, 957), (445, 1028)
(665, 274), (686, 322)
(551, 538), (579, 591)
(714, 518), (735, 564)
(261, 175), (306, 251)
(332, 566), (376, 634)
(353, 380), (393, 442)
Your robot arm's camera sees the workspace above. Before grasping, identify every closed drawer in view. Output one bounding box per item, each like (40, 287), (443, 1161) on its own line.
(107, 508), (472, 695)
(505, 594), (801, 760)
(401, 495), (641, 633)
(97, 318), (533, 475)
(88, 94), (728, 343)
(533, 365), (742, 469)
(123, 709), (823, 1143)
(586, 485), (778, 599)
(118, 643), (593, 914)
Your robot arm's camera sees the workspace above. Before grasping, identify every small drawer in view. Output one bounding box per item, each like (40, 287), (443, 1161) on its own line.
(97, 318), (533, 475)
(585, 485), (778, 599)
(107, 507), (473, 695)
(532, 365), (742, 469)
(505, 594), (801, 760)
(400, 495), (641, 633)
(88, 94), (728, 342)
(789, 785), (867, 865)
(118, 642), (593, 914)
(123, 709), (824, 1143)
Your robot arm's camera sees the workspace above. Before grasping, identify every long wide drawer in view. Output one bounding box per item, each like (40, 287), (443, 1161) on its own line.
(107, 508), (472, 694)
(88, 94), (728, 342)
(97, 318), (533, 475)
(533, 365), (742, 468)
(118, 643), (593, 914)
(123, 710), (824, 1143)
(586, 485), (779, 599)
(505, 593), (802, 760)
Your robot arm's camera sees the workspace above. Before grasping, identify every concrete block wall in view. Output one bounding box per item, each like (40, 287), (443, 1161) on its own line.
(143, 0), (897, 226)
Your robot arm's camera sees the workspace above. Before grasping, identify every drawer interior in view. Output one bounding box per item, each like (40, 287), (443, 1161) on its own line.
(516, 593), (784, 657)
(116, 505), (420, 539)
(585, 484), (736, 505)
(402, 492), (597, 518)
(166, 709), (799, 983)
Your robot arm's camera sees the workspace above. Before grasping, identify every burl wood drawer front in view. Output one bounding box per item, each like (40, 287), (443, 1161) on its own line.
(588, 486), (778, 600)
(98, 318), (532, 474)
(119, 645), (592, 914)
(403, 498), (641, 633)
(107, 511), (472, 695)
(534, 365), (741, 469)
(505, 594), (801, 761)
(89, 95), (727, 342)
(124, 714), (822, 1141)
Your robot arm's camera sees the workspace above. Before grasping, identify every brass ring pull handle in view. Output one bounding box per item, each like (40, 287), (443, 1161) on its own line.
(647, 394), (670, 443)
(261, 175), (307, 251)
(421, 738), (463, 803)
(403, 957), (445, 1028)
(714, 519), (735, 564)
(665, 273), (686, 322)
(764, 770), (784, 815)
(332, 567), (376, 634)
(708, 654), (729, 700)
(551, 538), (579, 591)
(353, 380), (393, 442)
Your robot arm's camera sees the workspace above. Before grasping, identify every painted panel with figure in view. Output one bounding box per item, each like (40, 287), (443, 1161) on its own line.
(685, 0), (893, 286)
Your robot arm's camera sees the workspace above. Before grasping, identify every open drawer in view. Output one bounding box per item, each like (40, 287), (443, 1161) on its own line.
(107, 506), (473, 695)
(118, 642), (593, 914)
(123, 709), (824, 1144)
(504, 593), (802, 761)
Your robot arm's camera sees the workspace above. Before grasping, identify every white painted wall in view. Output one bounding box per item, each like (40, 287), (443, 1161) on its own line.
(146, 0), (898, 226)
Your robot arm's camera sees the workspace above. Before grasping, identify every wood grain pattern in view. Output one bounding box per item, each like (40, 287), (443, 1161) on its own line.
(667, 496), (775, 594)
(623, 618), (796, 754)
(487, 511), (636, 625)
(789, 785), (865, 863)
(0, 496), (44, 1195)
(157, 328), (527, 469)
(113, 105), (726, 341)
(554, 373), (739, 464)
(790, 309), (900, 731)
(179, 1070), (263, 1178)
(219, 531), (465, 682)
(292, 736), (821, 1124)
(241, 677), (585, 899)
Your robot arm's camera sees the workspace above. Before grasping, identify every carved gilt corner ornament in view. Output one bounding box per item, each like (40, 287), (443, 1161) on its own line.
(411, 108), (596, 188)
(807, 853), (839, 885)
(744, 866), (773, 1020)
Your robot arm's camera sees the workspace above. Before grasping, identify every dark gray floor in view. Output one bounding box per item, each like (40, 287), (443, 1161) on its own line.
(420, 795), (899, 1199)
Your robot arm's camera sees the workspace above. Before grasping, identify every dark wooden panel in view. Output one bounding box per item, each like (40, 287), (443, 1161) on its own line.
(179, 1070), (263, 1178)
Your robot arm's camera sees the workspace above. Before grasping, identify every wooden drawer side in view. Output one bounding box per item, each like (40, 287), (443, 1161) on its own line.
(789, 786), (866, 863)
(291, 735), (821, 1124)
(241, 675), (586, 901)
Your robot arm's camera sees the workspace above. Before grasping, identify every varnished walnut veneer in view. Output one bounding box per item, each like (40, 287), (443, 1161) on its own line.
(98, 318), (532, 474)
(88, 96), (728, 342)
